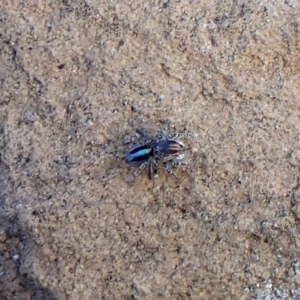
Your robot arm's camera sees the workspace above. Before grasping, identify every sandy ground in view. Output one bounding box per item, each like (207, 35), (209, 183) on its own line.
(1, 0), (300, 299)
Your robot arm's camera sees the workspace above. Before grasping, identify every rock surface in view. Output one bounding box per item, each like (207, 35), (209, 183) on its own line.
(1, 1), (300, 299)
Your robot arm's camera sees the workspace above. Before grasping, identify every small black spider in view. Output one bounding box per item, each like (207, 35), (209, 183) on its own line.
(125, 123), (188, 179)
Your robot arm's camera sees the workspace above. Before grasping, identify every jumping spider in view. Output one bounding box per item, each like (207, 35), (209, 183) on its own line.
(125, 123), (188, 179)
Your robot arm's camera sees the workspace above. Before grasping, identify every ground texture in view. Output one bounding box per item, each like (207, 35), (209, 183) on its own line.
(1, 0), (300, 299)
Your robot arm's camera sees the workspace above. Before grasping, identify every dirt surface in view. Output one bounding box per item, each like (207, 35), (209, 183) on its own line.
(1, 0), (300, 299)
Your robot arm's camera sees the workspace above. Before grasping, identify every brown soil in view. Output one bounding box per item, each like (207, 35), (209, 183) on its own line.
(1, 1), (300, 299)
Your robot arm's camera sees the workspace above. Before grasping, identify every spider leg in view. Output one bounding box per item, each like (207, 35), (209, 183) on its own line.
(166, 132), (189, 140)
(156, 122), (169, 140)
(163, 163), (178, 178)
(136, 129), (153, 144)
(161, 153), (185, 163)
(148, 158), (159, 180)
(133, 161), (149, 177)
(171, 160), (188, 166)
